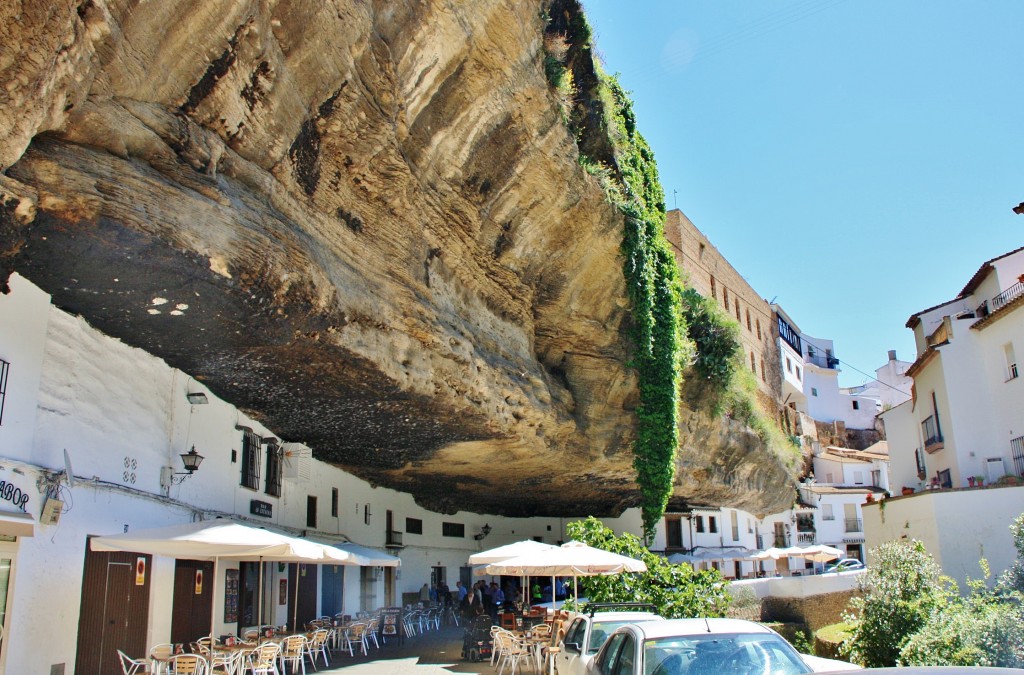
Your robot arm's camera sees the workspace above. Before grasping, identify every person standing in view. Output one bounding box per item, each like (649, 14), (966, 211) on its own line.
(456, 580), (468, 603)
(420, 582), (430, 604)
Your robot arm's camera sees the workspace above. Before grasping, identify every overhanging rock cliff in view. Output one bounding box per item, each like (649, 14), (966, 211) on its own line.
(0, 0), (798, 517)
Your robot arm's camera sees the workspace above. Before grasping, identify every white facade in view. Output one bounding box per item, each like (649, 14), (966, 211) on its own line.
(0, 273), (583, 674)
(872, 246), (1024, 591)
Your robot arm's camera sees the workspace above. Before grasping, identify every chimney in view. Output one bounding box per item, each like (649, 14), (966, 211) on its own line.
(888, 350), (897, 361)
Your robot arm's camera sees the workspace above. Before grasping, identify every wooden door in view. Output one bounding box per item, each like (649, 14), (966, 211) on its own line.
(171, 560), (213, 644)
(320, 565), (344, 617)
(75, 545), (152, 675)
(287, 563), (317, 629)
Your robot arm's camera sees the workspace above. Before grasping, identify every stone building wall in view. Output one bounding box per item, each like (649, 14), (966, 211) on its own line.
(664, 209), (782, 403)
(761, 589), (860, 632)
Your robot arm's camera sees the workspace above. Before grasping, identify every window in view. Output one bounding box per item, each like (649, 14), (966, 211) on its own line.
(747, 518), (753, 534)
(694, 515), (705, 533)
(442, 522), (465, 538)
(709, 516), (718, 534)
(808, 345), (816, 358)
(871, 469), (881, 486)
(331, 488), (338, 517)
(710, 276), (716, 300)
(853, 470), (864, 485)
(786, 357), (792, 373)
(1005, 343), (1018, 380)
(363, 503), (371, 525)
(760, 358), (766, 382)
(0, 358), (9, 425)
(750, 351), (756, 371)
(406, 517), (423, 535)
(795, 366), (801, 381)
(730, 511), (739, 541)
(822, 503), (834, 520)
(698, 242), (706, 259)
(756, 319), (762, 340)
(915, 447), (926, 477)
(746, 309), (752, 331)
(723, 288), (729, 310)
(1011, 436), (1024, 476)
(811, 387), (818, 396)
(264, 442), (282, 497)
(852, 400), (860, 410)
(240, 430), (261, 490)
(937, 468), (952, 489)
(825, 472), (834, 483)
(735, 300), (741, 321)
(306, 495), (317, 528)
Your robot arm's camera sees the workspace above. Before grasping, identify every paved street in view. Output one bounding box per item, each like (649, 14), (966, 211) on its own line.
(313, 624), (493, 674)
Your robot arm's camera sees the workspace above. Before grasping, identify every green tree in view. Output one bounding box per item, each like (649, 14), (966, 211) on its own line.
(844, 539), (953, 667)
(900, 558), (1024, 667)
(997, 512), (1024, 594)
(566, 517), (729, 618)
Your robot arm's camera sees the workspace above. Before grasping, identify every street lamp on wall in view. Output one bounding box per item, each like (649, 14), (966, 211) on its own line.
(473, 523), (492, 541)
(161, 446), (205, 489)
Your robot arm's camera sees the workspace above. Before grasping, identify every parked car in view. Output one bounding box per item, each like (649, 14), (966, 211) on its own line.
(554, 603), (662, 675)
(825, 558), (866, 573)
(584, 618), (861, 675)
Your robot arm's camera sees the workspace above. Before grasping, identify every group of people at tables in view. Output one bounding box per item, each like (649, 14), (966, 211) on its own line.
(419, 577), (572, 621)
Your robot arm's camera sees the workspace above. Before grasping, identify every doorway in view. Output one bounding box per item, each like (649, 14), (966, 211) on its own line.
(170, 560), (213, 645)
(75, 545), (152, 675)
(287, 563), (318, 630)
(321, 565), (345, 617)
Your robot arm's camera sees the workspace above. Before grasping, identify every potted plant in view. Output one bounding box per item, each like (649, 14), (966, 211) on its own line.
(901, 486), (915, 496)
(976, 476), (985, 487)
(968, 476), (976, 487)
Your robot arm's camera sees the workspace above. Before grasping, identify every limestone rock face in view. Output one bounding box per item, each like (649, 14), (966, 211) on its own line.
(0, 0), (797, 516)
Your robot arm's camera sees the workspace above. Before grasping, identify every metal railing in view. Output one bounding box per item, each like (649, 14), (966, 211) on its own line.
(845, 518), (863, 533)
(991, 281), (1024, 313)
(797, 532), (816, 545)
(922, 416), (943, 449)
(385, 530), (403, 547)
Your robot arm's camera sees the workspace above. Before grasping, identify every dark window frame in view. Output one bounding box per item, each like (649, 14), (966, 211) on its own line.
(0, 358), (9, 425)
(264, 442), (282, 497)
(306, 495), (318, 528)
(240, 430), (261, 490)
(442, 522), (465, 538)
(331, 488), (339, 517)
(406, 517), (423, 535)
(694, 515), (705, 533)
(709, 516), (718, 534)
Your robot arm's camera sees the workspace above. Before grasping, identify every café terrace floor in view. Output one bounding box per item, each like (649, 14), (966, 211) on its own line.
(314, 624), (492, 674)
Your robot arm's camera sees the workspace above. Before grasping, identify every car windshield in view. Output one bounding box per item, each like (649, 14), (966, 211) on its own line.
(642, 632), (812, 675)
(588, 620), (652, 653)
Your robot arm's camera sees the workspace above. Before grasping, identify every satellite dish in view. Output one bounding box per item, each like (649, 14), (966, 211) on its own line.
(63, 449), (76, 489)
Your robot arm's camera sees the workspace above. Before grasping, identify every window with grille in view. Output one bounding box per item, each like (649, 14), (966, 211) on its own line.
(240, 430), (261, 490)
(1011, 436), (1024, 476)
(915, 447), (926, 477)
(264, 442), (282, 497)
(442, 522), (464, 538)
(694, 515), (705, 533)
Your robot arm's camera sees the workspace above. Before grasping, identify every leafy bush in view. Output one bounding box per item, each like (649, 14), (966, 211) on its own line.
(997, 512), (1024, 594)
(899, 591), (1024, 667)
(567, 517), (729, 619)
(844, 540), (953, 667)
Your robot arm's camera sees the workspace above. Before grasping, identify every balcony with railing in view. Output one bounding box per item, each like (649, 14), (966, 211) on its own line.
(922, 415), (944, 453)
(991, 281), (1024, 313)
(385, 530), (404, 548)
(845, 518), (863, 533)
(796, 532), (816, 545)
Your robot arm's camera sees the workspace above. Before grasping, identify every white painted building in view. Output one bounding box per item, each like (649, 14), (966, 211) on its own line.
(0, 273), (581, 674)
(872, 246), (1024, 590)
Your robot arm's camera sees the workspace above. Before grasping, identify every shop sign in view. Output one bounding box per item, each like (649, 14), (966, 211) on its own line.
(250, 500), (272, 518)
(0, 480), (30, 511)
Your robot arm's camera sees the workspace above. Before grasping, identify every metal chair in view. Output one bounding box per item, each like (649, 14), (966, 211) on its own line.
(279, 634), (307, 675)
(304, 629), (330, 669)
(118, 650), (151, 675)
(166, 653), (209, 675)
(246, 642), (282, 675)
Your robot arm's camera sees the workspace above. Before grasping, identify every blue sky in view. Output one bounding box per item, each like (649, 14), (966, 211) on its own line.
(581, 0), (1024, 386)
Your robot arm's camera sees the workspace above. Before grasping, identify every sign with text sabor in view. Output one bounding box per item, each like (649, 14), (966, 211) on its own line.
(250, 500), (272, 518)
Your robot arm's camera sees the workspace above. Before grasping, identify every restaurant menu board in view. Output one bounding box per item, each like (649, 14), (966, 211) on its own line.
(380, 606), (403, 643)
(224, 569), (239, 623)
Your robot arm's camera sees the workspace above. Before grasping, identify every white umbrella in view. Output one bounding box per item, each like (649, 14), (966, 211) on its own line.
(485, 540), (647, 608)
(331, 542), (401, 567)
(468, 540), (558, 565)
(469, 540), (558, 608)
(92, 519), (353, 639)
(789, 544), (844, 563)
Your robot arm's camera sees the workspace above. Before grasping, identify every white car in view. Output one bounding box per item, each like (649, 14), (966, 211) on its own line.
(585, 618), (860, 675)
(554, 604), (662, 675)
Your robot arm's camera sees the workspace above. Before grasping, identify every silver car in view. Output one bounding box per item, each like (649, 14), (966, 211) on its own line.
(585, 618), (859, 675)
(555, 606), (662, 675)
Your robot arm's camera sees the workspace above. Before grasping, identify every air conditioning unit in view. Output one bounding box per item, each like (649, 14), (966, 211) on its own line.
(281, 443), (311, 481)
(41, 497), (64, 526)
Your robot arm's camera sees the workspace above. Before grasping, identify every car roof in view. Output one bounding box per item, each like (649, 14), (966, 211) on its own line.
(627, 618), (777, 640)
(587, 611), (662, 622)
